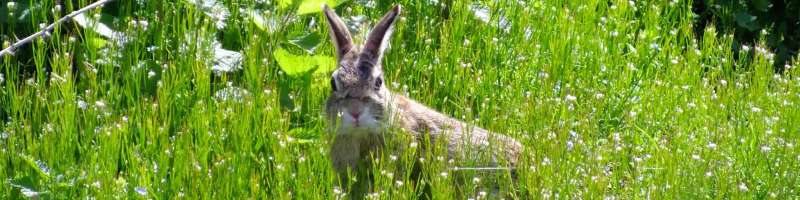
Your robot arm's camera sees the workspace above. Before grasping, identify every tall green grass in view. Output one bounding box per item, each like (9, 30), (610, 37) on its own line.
(2, 0), (799, 199)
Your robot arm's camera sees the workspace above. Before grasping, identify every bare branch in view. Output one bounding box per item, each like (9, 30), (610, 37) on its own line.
(0, 0), (115, 58)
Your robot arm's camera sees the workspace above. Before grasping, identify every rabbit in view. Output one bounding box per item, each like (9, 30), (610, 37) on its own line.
(323, 4), (523, 185)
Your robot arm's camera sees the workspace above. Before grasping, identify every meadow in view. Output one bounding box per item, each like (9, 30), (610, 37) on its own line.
(2, 0), (800, 199)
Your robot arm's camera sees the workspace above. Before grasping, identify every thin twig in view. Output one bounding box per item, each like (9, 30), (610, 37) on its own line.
(0, 0), (114, 58)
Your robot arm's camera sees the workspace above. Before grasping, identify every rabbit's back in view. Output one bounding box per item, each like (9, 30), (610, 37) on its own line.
(392, 94), (522, 166)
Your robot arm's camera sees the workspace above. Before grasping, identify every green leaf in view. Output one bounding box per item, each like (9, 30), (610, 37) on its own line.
(288, 32), (322, 53)
(17, 154), (50, 180)
(211, 45), (243, 74)
(249, 9), (280, 33)
(8, 175), (38, 192)
(313, 54), (335, 74)
(274, 48), (335, 76)
(73, 13), (124, 40)
(734, 12), (760, 31)
(297, 0), (348, 15)
(277, 0), (293, 9)
(274, 48), (314, 75)
(8, 175), (47, 198)
(88, 37), (108, 49)
(752, 0), (770, 12)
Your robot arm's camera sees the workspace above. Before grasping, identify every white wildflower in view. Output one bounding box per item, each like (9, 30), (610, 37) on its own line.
(738, 182), (749, 192)
(707, 142), (717, 150)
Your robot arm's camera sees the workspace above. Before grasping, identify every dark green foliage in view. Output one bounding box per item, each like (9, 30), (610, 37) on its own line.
(692, 0), (799, 72)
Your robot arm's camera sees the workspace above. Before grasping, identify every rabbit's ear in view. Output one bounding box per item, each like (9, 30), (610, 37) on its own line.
(323, 5), (354, 58)
(361, 5), (401, 64)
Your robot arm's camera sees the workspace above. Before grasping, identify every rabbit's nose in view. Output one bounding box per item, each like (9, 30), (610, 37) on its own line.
(349, 111), (361, 119)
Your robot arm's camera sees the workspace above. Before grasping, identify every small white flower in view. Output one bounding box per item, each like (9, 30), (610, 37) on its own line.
(649, 43), (659, 51)
(20, 188), (39, 198)
(77, 100), (88, 110)
(629, 111), (637, 118)
(91, 181), (101, 188)
(707, 142), (717, 150)
(139, 20), (149, 29)
(738, 182), (749, 192)
(333, 187), (342, 194)
(760, 145), (771, 153)
(7, 2), (16, 10)
(595, 93), (604, 99)
(135, 186), (147, 196)
(95, 100), (107, 109)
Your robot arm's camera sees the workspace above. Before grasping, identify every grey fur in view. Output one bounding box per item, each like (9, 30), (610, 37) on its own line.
(323, 5), (522, 178)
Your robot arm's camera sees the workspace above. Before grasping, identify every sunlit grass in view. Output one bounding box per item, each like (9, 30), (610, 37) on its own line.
(2, 0), (800, 199)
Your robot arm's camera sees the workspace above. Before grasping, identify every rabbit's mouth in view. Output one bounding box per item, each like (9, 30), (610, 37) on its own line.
(337, 108), (382, 134)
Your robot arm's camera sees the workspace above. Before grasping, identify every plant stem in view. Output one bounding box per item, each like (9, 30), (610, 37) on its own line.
(0, 0), (114, 58)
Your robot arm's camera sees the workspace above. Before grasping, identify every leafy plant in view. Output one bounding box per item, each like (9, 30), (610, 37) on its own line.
(692, 0), (799, 72)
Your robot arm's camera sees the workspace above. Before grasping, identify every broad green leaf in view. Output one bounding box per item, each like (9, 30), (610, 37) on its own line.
(249, 9), (280, 33)
(17, 154), (50, 179)
(73, 13), (125, 40)
(277, 0), (292, 9)
(313, 54), (335, 74)
(250, 10), (267, 31)
(288, 32), (322, 53)
(211, 44), (243, 74)
(274, 48), (314, 75)
(88, 37), (108, 49)
(274, 48), (335, 76)
(9, 175), (45, 199)
(297, 0), (348, 15)
(735, 12), (760, 31)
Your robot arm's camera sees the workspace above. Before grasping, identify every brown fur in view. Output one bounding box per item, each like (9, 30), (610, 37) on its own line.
(323, 4), (522, 180)
(392, 94), (522, 165)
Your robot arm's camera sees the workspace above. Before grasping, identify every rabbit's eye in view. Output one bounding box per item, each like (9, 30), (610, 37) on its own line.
(374, 77), (383, 89)
(330, 79), (338, 91)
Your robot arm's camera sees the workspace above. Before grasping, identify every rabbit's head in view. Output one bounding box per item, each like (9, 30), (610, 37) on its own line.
(324, 5), (401, 134)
